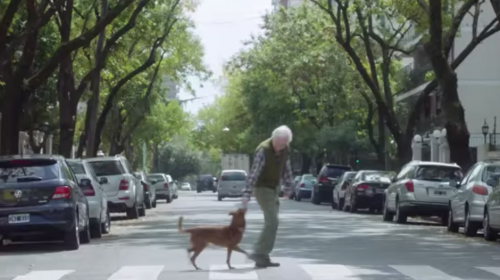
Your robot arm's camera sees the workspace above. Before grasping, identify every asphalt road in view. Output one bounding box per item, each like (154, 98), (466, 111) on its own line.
(2, 191), (500, 280)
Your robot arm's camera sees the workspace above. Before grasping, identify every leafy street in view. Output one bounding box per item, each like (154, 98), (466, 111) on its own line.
(2, 0), (500, 279)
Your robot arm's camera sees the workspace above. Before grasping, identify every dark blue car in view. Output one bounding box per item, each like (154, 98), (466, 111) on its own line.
(0, 155), (91, 250)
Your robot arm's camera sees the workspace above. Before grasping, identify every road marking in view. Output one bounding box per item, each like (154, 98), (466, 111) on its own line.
(477, 267), (500, 277)
(390, 265), (462, 280)
(107, 266), (164, 280)
(13, 270), (74, 280)
(209, 264), (258, 280)
(299, 264), (360, 280)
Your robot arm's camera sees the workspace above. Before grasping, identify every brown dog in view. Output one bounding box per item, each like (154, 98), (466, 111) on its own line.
(178, 208), (249, 270)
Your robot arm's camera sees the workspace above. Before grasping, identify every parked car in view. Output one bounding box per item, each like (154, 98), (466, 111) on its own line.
(181, 182), (191, 191)
(67, 159), (110, 238)
(197, 174), (216, 193)
(217, 170), (247, 201)
(169, 176), (179, 199)
(343, 170), (393, 213)
(0, 155), (91, 250)
(287, 176), (301, 199)
(332, 171), (357, 210)
(449, 161), (500, 236)
(293, 174), (315, 201)
(85, 155), (146, 219)
(312, 164), (353, 205)
(135, 172), (156, 209)
(383, 161), (463, 224)
(147, 173), (174, 203)
(482, 172), (500, 241)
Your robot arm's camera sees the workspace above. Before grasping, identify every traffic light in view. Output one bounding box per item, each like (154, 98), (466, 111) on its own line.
(355, 159), (360, 163)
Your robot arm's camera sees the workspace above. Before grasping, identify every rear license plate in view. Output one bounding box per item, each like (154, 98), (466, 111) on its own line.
(434, 190), (446, 196)
(8, 214), (30, 224)
(376, 189), (385, 194)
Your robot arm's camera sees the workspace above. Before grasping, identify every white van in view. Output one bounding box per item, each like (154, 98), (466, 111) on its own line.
(217, 170), (247, 201)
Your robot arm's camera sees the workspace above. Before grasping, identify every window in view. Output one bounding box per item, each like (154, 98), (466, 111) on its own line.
(302, 174), (315, 181)
(415, 165), (463, 182)
(147, 175), (165, 182)
(361, 171), (393, 183)
(322, 166), (351, 178)
(67, 161), (85, 175)
(61, 161), (78, 183)
(482, 165), (500, 183)
(221, 172), (246, 181)
(88, 160), (125, 177)
(0, 159), (59, 183)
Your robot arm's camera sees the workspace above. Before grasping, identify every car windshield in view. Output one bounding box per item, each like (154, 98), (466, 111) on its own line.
(221, 172), (246, 181)
(88, 160), (125, 177)
(303, 174), (315, 181)
(324, 166), (351, 178)
(147, 175), (165, 182)
(415, 165), (462, 182)
(67, 161), (85, 175)
(362, 171), (393, 183)
(0, 159), (59, 183)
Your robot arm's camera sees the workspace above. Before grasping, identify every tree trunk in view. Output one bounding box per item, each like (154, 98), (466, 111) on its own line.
(301, 153), (312, 174)
(0, 86), (23, 155)
(377, 108), (386, 165)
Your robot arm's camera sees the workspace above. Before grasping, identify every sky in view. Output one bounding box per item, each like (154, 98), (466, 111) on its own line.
(178, 0), (273, 114)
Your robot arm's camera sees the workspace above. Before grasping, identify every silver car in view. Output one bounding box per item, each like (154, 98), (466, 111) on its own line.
(383, 161), (463, 224)
(217, 170), (247, 201)
(293, 174), (316, 201)
(147, 173), (174, 203)
(448, 161), (500, 236)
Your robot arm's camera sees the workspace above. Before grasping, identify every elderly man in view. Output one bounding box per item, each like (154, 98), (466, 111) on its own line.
(241, 125), (294, 268)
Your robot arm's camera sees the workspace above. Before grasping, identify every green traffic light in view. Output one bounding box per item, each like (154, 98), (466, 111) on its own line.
(355, 159), (360, 163)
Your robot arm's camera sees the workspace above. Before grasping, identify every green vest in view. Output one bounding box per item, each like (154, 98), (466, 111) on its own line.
(255, 138), (288, 189)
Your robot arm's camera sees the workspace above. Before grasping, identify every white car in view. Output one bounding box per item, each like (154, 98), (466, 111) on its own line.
(217, 170), (247, 201)
(181, 182), (191, 191)
(147, 173), (178, 203)
(67, 159), (111, 238)
(85, 155), (146, 219)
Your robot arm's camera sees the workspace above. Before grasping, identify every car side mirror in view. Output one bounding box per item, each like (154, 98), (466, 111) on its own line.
(449, 179), (458, 188)
(487, 178), (497, 187)
(99, 177), (108, 184)
(80, 178), (92, 187)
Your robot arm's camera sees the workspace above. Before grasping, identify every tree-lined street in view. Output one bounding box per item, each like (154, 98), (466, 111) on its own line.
(2, 192), (500, 280)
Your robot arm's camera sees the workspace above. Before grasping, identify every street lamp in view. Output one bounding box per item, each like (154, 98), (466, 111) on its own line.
(482, 119), (489, 143)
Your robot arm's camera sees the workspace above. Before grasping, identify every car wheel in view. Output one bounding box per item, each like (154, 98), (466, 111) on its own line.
(447, 206), (459, 232)
(464, 208), (478, 237)
(311, 192), (320, 205)
(349, 196), (357, 213)
(484, 210), (498, 241)
(338, 198), (344, 211)
(382, 198), (394, 222)
(101, 211), (111, 234)
(395, 198), (407, 224)
(218, 195), (223, 201)
(0, 238), (5, 250)
(138, 201), (146, 217)
(145, 198), (152, 209)
(126, 203), (139, 219)
(64, 212), (80, 250)
(296, 192), (302, 202)
(166, 195), (172, 203)
(90, 218), (102, 239)
(152, 199), (157, 208)
(80, 214), (91, 244)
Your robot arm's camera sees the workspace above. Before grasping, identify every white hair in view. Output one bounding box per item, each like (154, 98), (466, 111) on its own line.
(271, 125), (293, 143)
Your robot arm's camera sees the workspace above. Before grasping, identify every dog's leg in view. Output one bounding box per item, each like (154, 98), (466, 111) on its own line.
(190, 244), (206, 270)
(226, 247), (234, 269)
(232, 245), (249, 257)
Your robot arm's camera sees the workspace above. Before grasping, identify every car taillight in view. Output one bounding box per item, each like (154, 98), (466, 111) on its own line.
(142, 182), (148, 191)
(300, 183), (305, 188)
(405, 180), (414, 192)
(82, 185), (95, 196)
(472, 185), (488, 195)
(164, 182), (169, 189)
(119, 179), (129, 190)
(52, 186), (71, 199)
(319, 177), (328, 183)
(357, 184), (369, 191)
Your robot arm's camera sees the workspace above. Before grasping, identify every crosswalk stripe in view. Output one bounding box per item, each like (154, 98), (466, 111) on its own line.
(107, 266), (164, 280)
(12, 270), (74, 280)
(476, 267), (500, 277)
(299, 264), (361, 280)
(209, 264), (258, 280)
(390, 265), (463, 280)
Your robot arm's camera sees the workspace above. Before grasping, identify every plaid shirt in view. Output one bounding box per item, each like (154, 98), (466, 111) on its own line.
(242, 147), (294, 198)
